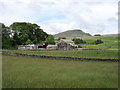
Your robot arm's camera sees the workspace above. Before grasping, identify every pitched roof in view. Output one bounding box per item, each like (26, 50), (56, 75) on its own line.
(60, 39), (74, 43)
(47, 45), (57, 47)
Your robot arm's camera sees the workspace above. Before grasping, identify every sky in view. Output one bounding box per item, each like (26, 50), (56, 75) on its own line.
(0, 0), (119, 35)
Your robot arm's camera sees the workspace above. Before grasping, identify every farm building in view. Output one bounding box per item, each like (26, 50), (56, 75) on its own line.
(18, 44), (47, 50)
(56, 39), (78, 50)
(46, 45), (57, 50)
(18, 39), (78, 50)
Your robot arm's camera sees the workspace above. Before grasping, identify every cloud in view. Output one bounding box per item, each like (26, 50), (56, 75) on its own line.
(0, 0), (118, 35)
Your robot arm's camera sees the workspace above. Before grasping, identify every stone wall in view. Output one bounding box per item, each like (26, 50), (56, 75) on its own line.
(2, 51), (119, 62)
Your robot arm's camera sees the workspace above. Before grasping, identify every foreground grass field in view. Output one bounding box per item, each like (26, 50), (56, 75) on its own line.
(3, 49), (118, 59)
(3, 54), (118, 88)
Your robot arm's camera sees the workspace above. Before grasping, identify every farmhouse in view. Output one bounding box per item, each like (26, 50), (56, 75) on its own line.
(56, 39), (78, 50)
(18, 39), (78, 50)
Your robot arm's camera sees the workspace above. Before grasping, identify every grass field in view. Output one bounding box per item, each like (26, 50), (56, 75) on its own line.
(64, 34), (118, 50)
(3, 54), (118, 88)
(3, 49), (118, 59)
(81, 34), (118, 50)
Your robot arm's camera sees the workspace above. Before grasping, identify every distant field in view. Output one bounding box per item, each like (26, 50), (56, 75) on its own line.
(3, 49), (118, 59)
(3, 54), (118, 88)
(81, 34), (118, 50)
(61, 34), (118, 50)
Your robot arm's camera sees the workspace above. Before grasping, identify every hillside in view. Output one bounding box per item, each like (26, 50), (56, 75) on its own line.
(54, 30), (91, 38)
(79, 34), (118, 50)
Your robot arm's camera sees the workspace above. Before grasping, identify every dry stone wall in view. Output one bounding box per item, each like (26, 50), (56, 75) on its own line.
(2, 51), (120, 62)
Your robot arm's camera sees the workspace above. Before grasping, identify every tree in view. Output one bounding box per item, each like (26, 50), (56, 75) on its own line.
(94, 39), (103, 45)
(58, 37), (66, 40)
(46, 35), (55, 45)
(10, 22), (48, 45)
(94, 34), (101, 36)
(1, 22), (49, 49)
(25, 39), (33, 44)
(72, 38), (86, 44)
(2, 23), (12, 49)
(12, 32), (21, 45)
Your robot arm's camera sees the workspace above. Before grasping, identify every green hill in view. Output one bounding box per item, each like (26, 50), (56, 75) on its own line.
(58, 33), (118, 50)
(54, 30), (91, 38)
(79, 34), (118, 50)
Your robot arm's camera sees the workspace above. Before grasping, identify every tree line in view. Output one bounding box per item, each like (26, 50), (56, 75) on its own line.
(72, 38), (103, 45)
(58, 37), (104, 45)
(1, 22), (55, 49)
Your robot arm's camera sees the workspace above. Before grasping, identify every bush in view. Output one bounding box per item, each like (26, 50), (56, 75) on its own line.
(72, 38), (86, 44)
(94, 39), (104, 45)
(78, 45), (82, 48)
(94, 34), (101, 36)
(46, 35), (55, 45)
(58, 37), (66, 40)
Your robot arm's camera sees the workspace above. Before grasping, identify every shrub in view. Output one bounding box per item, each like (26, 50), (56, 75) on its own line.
(58, 37), (66, 40)
(94, 39), (104, 45)
(78, 45), (82, 48)
(72, 38), (86, 44)
(94, 34), (101, 36)
(46, 35), (55, 45)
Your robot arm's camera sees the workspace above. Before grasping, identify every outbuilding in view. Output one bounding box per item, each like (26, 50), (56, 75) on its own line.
(46, 45), (57, 50)
(57, 39), (78, 50)
(18, 44), (47, 50)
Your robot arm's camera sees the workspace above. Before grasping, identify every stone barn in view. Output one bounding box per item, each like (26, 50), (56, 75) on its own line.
(57, 39), (78, 50)
(46, 45), (57, 50)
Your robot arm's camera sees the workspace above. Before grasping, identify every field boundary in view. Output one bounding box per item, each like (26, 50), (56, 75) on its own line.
(2, 51), (120, 62)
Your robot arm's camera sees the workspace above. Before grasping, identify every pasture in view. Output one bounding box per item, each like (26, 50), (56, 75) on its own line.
(2, 54), (118, 88)
(2, 34), (119, 88)
(63, 34), (118, 50)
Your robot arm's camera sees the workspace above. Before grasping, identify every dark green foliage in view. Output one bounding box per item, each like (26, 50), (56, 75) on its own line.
(25, 39), (33, 45)
(2, 22), (49, 49)
(12, 32), (21, 45)
(2, 23), (13, 49)
(94, 34), (101, 36)
(94, 39), (104, 45)
(78, 45), (82, 48)
(46, 35), (55, 45)
(58, 37), (66, 40)
(72, 38), (86, 44)
(10, 22), (48, 44)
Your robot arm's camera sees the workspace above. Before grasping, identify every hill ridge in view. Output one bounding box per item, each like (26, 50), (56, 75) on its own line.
(54, 29), (91, 37)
